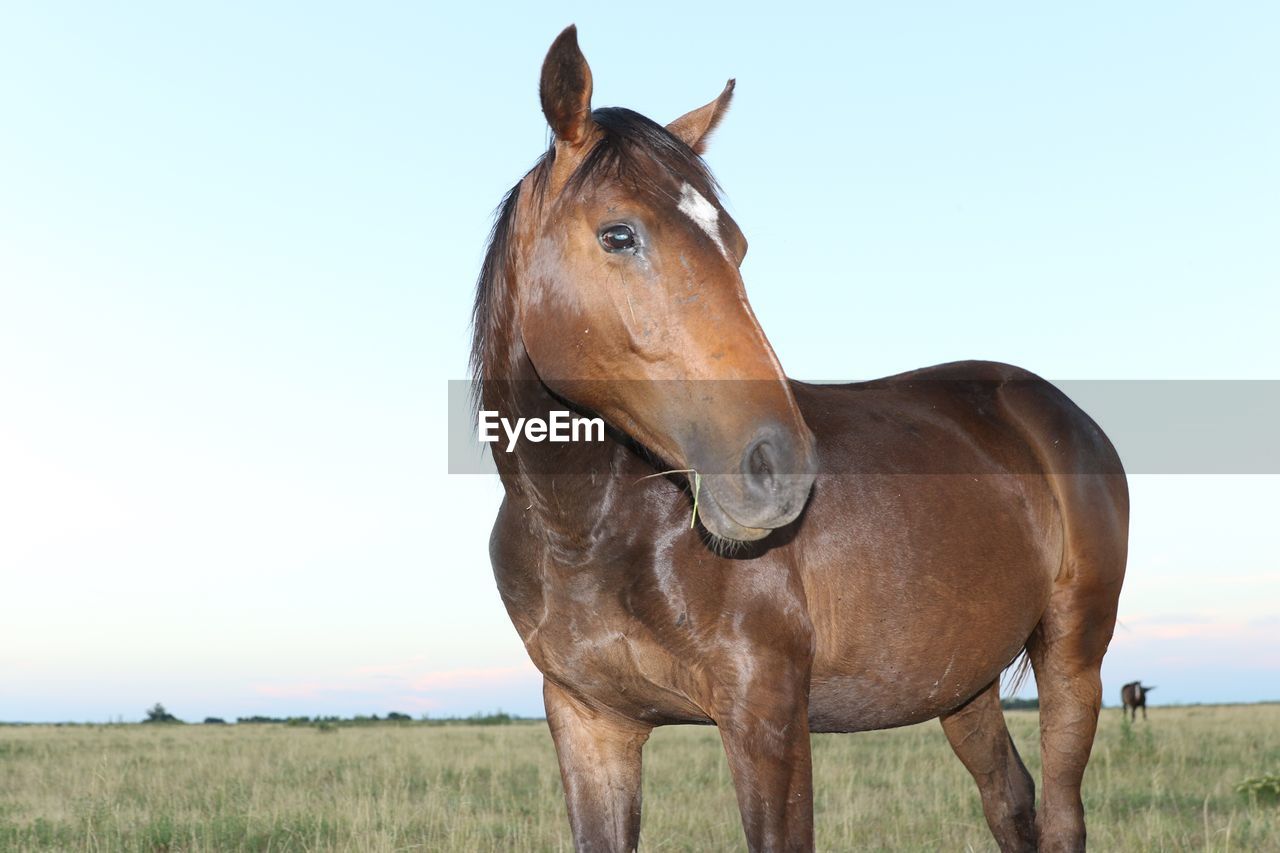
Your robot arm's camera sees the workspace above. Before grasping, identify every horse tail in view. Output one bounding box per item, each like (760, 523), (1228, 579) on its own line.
(1001, 647), (1034, 698)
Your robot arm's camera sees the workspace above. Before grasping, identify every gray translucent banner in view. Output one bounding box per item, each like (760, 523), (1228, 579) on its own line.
(447, 379), (1280, 475)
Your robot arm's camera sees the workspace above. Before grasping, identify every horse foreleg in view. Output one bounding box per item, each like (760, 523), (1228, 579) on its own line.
(939, 680), (1037, 852)
(714, 658), (815, 852)
(544, 679), (652, 853)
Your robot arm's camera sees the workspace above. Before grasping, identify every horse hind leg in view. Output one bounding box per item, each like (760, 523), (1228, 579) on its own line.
(999, 373), (1128, 852)
(939, 680), (1037, 852)
(1027, 481), (1127, 853)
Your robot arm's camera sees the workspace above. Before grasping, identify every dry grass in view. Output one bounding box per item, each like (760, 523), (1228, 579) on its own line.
(1, 705), (1277, 851)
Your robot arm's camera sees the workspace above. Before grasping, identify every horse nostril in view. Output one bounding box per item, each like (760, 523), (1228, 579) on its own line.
(751, 442), (772, 477)
(744, 438), (779, 494)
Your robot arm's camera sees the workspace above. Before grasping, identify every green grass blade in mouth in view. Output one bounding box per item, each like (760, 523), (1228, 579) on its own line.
(690, 471), (701, 530)
(635, 468), (701, 530)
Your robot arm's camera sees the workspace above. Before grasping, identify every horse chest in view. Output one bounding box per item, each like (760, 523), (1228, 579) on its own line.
(494, 535), (713, 723)
(527, 591), (710, 723)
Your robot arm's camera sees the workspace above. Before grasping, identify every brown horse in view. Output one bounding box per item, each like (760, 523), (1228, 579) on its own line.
(475, 26), (1128, 852)
(1121, 682), (1155, 721)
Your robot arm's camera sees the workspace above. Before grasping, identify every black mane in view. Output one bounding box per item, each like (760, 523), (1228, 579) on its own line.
(469, 107), (720, 396)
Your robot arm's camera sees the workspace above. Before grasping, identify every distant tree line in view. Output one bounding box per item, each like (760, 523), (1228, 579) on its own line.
(1000, 698), (1040, 711)
(230, 710), (521, 727)
(142, 703), (182, 724)
(137, 705), (529, 726)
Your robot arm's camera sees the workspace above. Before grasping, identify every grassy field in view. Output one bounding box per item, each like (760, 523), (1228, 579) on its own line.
(1, 705), (1276, 851)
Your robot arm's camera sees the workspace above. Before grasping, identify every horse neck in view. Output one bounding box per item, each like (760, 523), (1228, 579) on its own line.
(479, 281), (631, 556)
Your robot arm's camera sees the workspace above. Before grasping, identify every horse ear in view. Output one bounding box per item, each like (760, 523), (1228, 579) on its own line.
(666, 79), (735, 154)
(540, 25), (593, 147)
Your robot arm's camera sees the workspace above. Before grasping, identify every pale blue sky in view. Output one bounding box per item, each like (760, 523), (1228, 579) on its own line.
(1, 3), (1277, 722)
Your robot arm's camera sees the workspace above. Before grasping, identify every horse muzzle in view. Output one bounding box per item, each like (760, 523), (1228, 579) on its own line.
(693, 421), (817, 542)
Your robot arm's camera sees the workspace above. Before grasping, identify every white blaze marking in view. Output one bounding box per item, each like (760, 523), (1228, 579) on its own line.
(677, 183), (729, 260)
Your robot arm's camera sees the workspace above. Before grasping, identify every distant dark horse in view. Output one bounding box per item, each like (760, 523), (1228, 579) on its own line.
(1121, 682), (1155, 721)
(475, 26), (1128, 852)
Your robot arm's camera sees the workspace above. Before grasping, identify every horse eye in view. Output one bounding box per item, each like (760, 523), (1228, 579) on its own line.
(599, 224), (637, 252)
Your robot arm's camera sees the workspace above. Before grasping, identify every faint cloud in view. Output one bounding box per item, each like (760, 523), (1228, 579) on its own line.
(1137, 612), (1212, 626)
(1109, 614), (1280, 669)
(408, 666), (535, 691)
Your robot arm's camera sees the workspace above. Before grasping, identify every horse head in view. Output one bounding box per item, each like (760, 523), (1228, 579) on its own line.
(506, 27), (817, 542)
